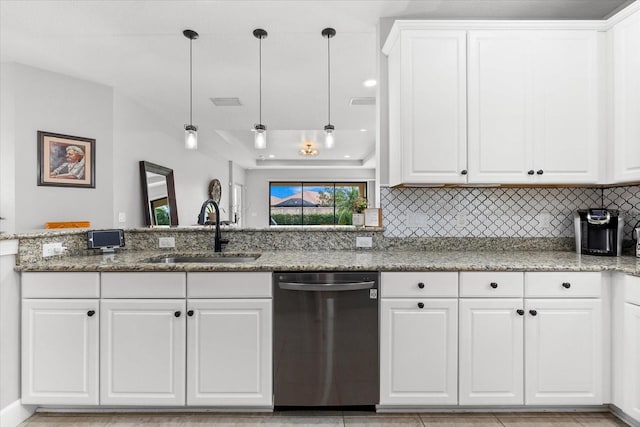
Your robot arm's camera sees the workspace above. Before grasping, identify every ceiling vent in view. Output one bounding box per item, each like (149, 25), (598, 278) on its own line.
(210, 97), (242, 106)
(349, 97), (375, 106)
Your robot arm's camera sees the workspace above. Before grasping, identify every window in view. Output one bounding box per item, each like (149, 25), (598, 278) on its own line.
(269, 182), (367, 226)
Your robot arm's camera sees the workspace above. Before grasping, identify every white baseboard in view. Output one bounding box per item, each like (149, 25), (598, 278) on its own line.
(0, 400), (36, 427)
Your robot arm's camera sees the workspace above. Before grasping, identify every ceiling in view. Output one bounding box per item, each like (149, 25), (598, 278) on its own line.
(0, 0), (635, 170)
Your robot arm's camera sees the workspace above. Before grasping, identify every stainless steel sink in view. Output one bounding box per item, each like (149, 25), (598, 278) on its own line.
(146, 254), (260, 264)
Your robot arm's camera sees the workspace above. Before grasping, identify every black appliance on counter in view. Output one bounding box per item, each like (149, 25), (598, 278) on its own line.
(574, 208), (624, 256)
(273, 271), (379, 407)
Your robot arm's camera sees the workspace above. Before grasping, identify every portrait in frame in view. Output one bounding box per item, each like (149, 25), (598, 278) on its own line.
(37, 131), (95, 188)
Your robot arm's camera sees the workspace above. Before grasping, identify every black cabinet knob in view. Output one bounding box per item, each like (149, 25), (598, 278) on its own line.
(562, 282), (571, 289)
(527, 170), (535, 175)
(529, 309), (537, 316)
(490, 282), (498, 289)
(517, 309), (525, 316)
(461, 170), (468, 175)
(87, 310), (95, 317)
(536, 169), (544, 175)
(418, 302), (424, 309)
(187, 310), (194, 317)
(418, 282), (425, 289)
(174, 311), (181, 318)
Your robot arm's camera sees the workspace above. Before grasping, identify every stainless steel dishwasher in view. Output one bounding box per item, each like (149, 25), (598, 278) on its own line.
(273, 271), (379, 407)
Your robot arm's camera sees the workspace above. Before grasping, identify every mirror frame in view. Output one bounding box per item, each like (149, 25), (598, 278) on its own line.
(139, 160), (179, 226)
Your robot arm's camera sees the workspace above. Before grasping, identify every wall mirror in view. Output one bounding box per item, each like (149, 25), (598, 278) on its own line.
(139, 161), (179, 226)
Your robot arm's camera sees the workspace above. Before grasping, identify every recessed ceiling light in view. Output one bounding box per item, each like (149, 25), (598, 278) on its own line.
(344, 155), (351, 158)
(360, 129), (367, 132)
(363, 79), (377, 87)
(268, 154), (275, 158)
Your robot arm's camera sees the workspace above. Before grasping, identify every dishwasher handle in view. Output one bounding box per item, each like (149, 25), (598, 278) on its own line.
(278, 281), (376, 292)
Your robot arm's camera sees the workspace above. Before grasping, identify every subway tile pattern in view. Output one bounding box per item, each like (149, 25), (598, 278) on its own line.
(381, 185), (640, 240)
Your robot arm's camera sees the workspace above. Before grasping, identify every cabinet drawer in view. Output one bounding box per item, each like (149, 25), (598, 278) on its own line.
(624, 274), (640, 306)
(101, 272), (186, 298)
(525, 272), (601, 298)
(381, 272), (458, 298)
(22, 272), (100, 298)
(188, 272), (272, 298)
(460, 272), (524, 297)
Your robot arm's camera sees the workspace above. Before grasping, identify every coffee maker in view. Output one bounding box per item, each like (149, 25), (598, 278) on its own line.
(574, 209), (624, 256)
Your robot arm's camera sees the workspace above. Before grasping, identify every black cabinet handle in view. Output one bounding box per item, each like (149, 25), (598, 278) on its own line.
(536, 169), (544, 175)
(174, 311), (181, 318)
(461, 170), (468, 175)
(87, 310), (95, 317)
(490, 282), (498, 289)
(562, 282), (571, 289)
(529, 309), (537, 316)
(517, 309), (525, 316)
(187, 310), (194, 317)
(418, 282), (425, 289)
(527, 170), (534, 175)
(418, 302), (424, 309)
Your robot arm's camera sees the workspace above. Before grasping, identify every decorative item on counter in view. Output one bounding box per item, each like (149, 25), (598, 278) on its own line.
(45, 221), (91, 229)
(87, 229), (124, 254)
(364, 208), (382, 228)
(351, 196), (368, 227)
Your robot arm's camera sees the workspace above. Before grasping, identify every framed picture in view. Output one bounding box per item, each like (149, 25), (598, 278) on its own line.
(37, 131), (95, 188)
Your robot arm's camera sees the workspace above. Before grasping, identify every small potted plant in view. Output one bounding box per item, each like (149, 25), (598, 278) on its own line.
(351, 196), (368, 227)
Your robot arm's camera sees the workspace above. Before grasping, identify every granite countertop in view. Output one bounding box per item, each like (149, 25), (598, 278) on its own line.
(14, 250), (640, 276)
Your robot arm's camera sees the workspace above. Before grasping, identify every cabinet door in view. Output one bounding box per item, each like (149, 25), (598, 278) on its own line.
(186, 299), (272, 406)
(613, 10), (640, 183)
(624, 303), (640, 422)
(525, 299), (603, 405)
(380, 298), (458, 405)
(532, 32), (599, 184)
(389, 30), (467, 185)
(22, 299), (99, 405)
(468, 31), (533, 183)
(459, 299), (524, 405)
(100, 299), (186, 405)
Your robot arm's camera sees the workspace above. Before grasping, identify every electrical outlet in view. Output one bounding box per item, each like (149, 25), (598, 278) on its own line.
(407, 212), (430, 228)
(356, 236), (373, 248)
(42, 242), (64, 257)
(118, 212), (126, 223)
(537, 212), (552, 230)
(159, 237), (175, 248)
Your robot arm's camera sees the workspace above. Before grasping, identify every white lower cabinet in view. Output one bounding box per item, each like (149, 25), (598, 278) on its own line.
(380, 272), (458, 405)
(624, 300), (640, 422)
(21, 299), (99, 405)
(524, 298), (603, 405)
(459, 299), (524, 405)
(186, 299), (272, 406)
(100, 299), (186, 405)
(458, 272), (604, 407)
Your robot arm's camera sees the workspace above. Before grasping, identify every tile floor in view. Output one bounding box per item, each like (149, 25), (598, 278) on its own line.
(18, 411), (630, 426)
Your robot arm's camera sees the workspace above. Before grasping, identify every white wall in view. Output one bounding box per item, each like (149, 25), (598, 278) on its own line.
(112, 92), (231, 227)
(2, 63), (114, 231)
(244, 168), (376, 228)
(0, 64), (16, 234)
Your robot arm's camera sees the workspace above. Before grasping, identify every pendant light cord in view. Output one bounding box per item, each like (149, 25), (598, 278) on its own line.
(259, 36), (262, 125)
(327, 34), (331, 125)
(189, 37), (193, 126)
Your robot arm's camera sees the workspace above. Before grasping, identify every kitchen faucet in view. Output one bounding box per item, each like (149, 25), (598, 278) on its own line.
(197, 199), (228, 252)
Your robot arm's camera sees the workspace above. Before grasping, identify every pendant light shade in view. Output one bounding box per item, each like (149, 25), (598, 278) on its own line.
(322, 27), (336, 149)
(183, 29), (199, 150)
(253, 28), (268, 149)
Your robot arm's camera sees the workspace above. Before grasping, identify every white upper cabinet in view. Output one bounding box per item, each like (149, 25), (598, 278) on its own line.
(612, 8), (640, 183)
(468, 30), (599, 184)
(384, 27), (468, 186)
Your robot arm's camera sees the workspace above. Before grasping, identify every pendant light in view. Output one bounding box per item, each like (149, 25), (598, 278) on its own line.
(183, 29), (199, 150)
(322, 27), (336, 149)
(253, 28), (268, 149)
